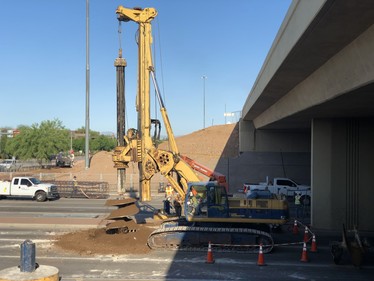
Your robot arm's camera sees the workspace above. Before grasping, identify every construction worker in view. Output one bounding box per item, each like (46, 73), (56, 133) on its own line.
(187, 189), (200, 216)
(163, 196), (172, 215)
(70, 176), (78, 198)
(173, 194), (182, 218)
(165, 183), (173, 197)
(70, 150), (75, 167)
(294, 192), (302, 218)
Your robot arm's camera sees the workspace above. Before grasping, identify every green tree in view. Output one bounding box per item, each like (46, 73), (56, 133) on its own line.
(72, 137), (86, 153)
(75, 126), (100, 139)
(0, 134), (8, 159)
(5, 119), (69, 164)
(91, 135), (116, 151)
(73, 127), (103, 153)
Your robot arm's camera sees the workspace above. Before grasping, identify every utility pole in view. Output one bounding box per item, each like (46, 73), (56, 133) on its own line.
(201, 75), (207, 129)
(85, 0), (90, 169)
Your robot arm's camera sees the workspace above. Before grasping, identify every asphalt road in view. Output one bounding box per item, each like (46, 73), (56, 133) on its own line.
(0, 198), (373, 281)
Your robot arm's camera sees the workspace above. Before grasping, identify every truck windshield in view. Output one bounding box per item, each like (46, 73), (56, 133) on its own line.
(29, 178), (41, 184)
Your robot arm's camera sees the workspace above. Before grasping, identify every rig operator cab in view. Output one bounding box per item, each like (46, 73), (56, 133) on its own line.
(186, 182), (229, 220)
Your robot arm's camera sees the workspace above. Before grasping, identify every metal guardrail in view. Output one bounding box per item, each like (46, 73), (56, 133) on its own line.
(49, 180), (110, 199)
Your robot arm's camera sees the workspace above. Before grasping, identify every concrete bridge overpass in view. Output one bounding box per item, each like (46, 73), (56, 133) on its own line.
(240, 0), (374, 231)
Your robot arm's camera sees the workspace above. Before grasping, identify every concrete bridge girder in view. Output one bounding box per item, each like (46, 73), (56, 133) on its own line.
(253, 24), (374, 130)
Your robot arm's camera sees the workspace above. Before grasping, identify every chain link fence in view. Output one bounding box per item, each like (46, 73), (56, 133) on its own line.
(0, 171), (168, 199)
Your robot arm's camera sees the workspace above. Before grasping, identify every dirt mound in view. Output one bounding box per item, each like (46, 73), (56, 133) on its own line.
(160, 123), (238, 158)
(53, 123), (238, 256)
(160, 123), (238, 172)
(54, 222), (154, 256)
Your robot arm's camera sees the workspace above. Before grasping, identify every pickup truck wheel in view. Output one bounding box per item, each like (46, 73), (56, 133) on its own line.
(35, 191), (47, 202)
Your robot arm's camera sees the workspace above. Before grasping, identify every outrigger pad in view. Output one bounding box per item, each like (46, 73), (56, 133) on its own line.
(106, 203), (140, 220)
(105, 198), (137, 207)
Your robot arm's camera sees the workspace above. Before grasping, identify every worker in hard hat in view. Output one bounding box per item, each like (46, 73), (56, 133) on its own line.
(294, 192), (302, 218)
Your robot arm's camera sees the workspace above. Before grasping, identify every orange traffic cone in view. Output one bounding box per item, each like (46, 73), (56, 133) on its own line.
(206, 241), (215, 264)
(257, 244), (266, 266)
(303, 226), (309, 242)
(293, 220), (299, 235)
(300, 242), (309, 262)
(310, 235), (318, 252)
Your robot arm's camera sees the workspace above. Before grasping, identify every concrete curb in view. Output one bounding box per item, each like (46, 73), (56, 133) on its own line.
(0, 216), (108, 231)
(0, 265), (59, 281)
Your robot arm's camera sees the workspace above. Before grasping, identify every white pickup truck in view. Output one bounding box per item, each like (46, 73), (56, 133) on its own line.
(0, 177), (59, 202)
(243, 177), (311, 205)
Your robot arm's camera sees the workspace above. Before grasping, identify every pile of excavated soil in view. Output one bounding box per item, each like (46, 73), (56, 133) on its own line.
(54, 222), (154, 256)
(53, 123), (239, 256)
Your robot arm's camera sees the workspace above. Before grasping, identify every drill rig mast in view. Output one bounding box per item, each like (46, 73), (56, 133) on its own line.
(112, 6), (200, 201)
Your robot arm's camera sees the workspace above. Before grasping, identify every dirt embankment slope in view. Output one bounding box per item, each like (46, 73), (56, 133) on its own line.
(34, 123), (238, 185)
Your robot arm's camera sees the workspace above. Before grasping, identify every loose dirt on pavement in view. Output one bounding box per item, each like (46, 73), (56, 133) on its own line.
(53, 124), (239, 256)
(53, 222), (155, 256)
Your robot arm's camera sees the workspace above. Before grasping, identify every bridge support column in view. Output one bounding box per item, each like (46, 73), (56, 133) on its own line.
(311, 118), (374, 231)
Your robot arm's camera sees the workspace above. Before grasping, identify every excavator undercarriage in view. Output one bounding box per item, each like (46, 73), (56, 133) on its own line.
(148, 224), (274, 253)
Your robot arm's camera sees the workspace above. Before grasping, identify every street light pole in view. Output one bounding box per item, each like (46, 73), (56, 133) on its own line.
(201, 75), (207, 129)
(85, 0), (90, 169)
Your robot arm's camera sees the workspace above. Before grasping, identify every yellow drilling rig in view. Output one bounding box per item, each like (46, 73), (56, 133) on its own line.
(106, 5), (289, 253)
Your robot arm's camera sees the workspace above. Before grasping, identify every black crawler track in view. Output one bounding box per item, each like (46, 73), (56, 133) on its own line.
(147, 225), (274, 253)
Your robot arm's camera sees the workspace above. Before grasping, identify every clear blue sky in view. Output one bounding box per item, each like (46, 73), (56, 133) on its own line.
(0, 0), (291, 136)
